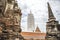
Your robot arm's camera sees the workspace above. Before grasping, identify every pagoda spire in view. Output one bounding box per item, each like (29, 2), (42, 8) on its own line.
(30, 10), (32, 14)
(47, 2), (56, 21)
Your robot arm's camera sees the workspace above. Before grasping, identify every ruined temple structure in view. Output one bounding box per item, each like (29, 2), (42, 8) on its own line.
(0, 0), (24, 40)
(46, 2), (60, 40)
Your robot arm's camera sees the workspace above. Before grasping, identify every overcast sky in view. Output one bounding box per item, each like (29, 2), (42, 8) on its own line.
(17, 0), (60, 33)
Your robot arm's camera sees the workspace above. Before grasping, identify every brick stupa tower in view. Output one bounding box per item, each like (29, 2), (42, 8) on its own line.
(0, 0), (24, 40)
(46, 2), (60, 40)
